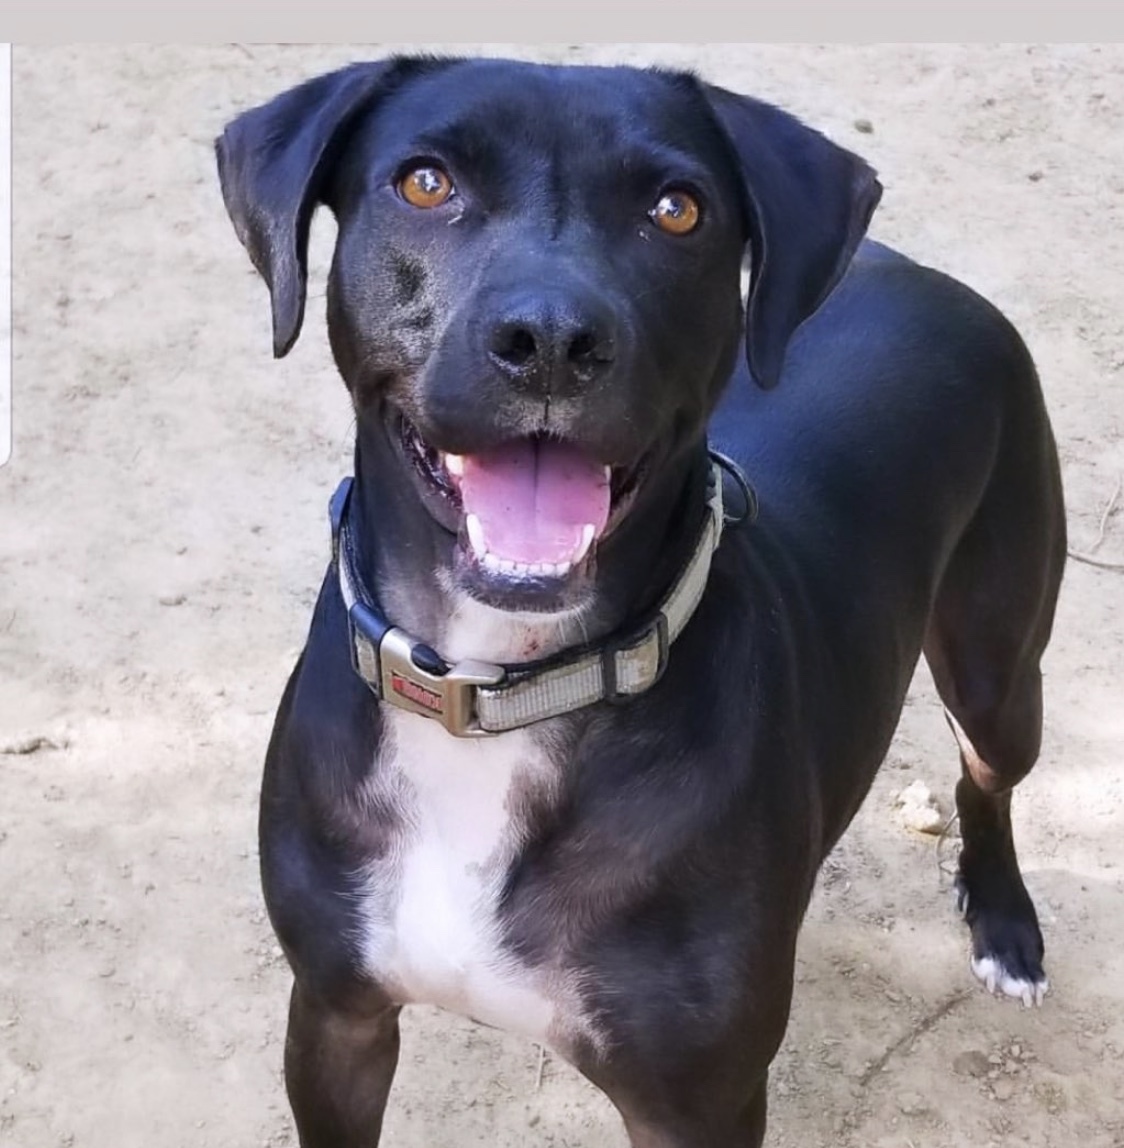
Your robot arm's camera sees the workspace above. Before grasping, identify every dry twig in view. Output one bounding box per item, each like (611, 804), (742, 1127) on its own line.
(1069, 474), (1124, 571)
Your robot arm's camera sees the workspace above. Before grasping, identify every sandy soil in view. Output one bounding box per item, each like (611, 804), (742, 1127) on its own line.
(2, 43), (1123, 1148)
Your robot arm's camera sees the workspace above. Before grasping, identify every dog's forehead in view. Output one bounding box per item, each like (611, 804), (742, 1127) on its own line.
(370, 59), (717, 161)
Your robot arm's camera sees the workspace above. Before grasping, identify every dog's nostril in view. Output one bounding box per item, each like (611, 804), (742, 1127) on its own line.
(567, 331), (599, 364)
(492, 324), (539, 369)
(507, 328), (537, 365)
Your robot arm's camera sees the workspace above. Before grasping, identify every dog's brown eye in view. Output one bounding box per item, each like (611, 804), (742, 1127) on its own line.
(649, 189), (701, 236)
(398, 165), (454, 209)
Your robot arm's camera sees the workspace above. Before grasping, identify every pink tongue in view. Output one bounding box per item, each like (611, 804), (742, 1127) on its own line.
(460, 439), (611, 565)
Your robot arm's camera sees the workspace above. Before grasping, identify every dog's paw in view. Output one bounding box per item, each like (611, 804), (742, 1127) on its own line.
(955, 855), (1047, 1008)
(970, 954), (1048, 1008)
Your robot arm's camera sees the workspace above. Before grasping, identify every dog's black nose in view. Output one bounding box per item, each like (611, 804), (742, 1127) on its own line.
(487, 295), (616, 393)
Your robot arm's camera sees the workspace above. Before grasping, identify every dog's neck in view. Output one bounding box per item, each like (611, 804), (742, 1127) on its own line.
(347, 420), (712, 667)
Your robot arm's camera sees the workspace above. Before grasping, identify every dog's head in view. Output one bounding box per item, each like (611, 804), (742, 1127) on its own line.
(217, 57), (879, 612)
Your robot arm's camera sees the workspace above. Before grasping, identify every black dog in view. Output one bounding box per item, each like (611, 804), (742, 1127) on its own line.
(217, 56), (1066, 1147)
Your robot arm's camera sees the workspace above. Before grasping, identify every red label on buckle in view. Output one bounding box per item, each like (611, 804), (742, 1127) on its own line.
(390, 673), (444, 714)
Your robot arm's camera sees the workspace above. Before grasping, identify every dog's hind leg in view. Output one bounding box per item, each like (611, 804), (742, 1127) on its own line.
(923, 394), (1065, 1006)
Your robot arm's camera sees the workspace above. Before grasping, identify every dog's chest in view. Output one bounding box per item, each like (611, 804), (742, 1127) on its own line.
(359, 707), (557, 1041)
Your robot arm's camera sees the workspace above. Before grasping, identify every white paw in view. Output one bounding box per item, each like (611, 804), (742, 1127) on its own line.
(970, 955), (1048, 1007)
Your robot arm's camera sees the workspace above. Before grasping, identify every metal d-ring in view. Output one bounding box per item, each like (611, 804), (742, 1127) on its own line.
(708, 449), (759, 526)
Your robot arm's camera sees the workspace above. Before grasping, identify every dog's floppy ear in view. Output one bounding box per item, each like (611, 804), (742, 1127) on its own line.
(216, 61), (406, 358)
(699, 83), (882, 388)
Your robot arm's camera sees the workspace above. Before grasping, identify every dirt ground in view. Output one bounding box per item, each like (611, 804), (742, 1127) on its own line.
(2, 43), (1123, 1148)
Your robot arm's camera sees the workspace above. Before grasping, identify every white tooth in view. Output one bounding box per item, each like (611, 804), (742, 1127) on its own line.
(465, 513), (487, 559)
(483, 552), (502, 572)
(572, 523), (596, 565)
(552, 561), (571, 578)
(499, 559), (517, 575)
(444, 453), (464, 477)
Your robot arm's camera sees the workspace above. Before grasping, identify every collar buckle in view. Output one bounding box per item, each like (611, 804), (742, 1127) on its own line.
(376, 627), (505, 737)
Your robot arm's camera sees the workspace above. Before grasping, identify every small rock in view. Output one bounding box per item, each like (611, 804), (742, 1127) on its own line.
(954, 1049), (991, 1078)
(895, 780), (946, 834)
(898, 1091), (926, 1116)
(854, 118), (874, 134)
(1027, 170), (1044, 182)
(158, 593), (187, 607)
(992, 1078), (1015, 1102)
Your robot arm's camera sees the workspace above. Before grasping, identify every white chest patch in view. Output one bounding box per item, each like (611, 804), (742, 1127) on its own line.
(357, 596), (578, 1044)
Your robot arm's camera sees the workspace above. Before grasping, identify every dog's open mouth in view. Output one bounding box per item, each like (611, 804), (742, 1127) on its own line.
(399, 414), (643, 584)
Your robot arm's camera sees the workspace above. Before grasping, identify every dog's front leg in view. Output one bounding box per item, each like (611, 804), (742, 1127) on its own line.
(283, 980), (401, 1148)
